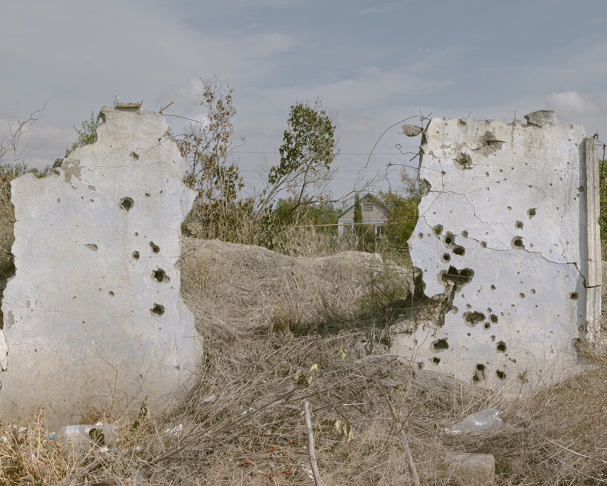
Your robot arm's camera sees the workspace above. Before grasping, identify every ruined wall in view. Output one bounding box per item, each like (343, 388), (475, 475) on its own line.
(392, 110), (601, 390)
(0, 104), (201, 424)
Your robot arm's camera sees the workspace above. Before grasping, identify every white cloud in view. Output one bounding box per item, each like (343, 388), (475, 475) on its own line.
(545, 91), (599, 118)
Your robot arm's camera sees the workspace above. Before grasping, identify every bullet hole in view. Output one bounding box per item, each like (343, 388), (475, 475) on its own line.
(108, 291), (114, 297)
(531, 289), (536, 294)
(490, 335), (496, 342)
(151, 304), (165, 316)
(432, 338), (449, 352)
(84, 244), (98, 251)
(453, 246), (465, 256)
(490, 314), (498, 324)
(57, 198), (61, 203)
(444, 232), (456, 248)
(417, 361), (424, 370)
(484, 322), (491, 330)
(507, 206), (511, 210)
(570, 292), (578, 300)
(464, 311), (486, 327)
(130, 151), (139, 160)
(442, 253), (451, 262)
(149, 241), (160, 253)
(578, 186), (584, 192)
(515, 221), (524, 229)
(496, 341), (507, 352)
(496, 370), (506, 380)
(527, 208), (536, 218)
(462, 230), (468, 238)
(130, 251), (140, 261)
(519, 293), (525, 298)
(441, 266), (474, 289)
(512, 237), (524, 249)
(119, 197), (134, 212)
(145, 193), (151, 197)
(454, 153), (472, 170)
(433, 224), (443, 235)
(473, 363), (486, 382)
(418, 232), (424, 239)
(485, 172), (489, 177)
(432, 357), (441, 366)
(490, 285), (496, 290)
(152, 268), (170, 283)
(480, 241), (487, 248)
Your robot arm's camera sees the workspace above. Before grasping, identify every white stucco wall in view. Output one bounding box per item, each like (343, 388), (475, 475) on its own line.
(392, 111), (601, 390)
(0, 105), (202, 425)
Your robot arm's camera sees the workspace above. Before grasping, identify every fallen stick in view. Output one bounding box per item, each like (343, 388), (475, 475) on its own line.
(303, 400), (323, 486)
(399, 429), (421, 486)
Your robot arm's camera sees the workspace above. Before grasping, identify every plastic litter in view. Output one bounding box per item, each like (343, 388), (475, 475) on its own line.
(447, 408), (503, 434)
(49, 422), (119, 446)
(163, 424), (184, 436)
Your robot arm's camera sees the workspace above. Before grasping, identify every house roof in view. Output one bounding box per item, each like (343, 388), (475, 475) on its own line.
(337, 193), (390, 219)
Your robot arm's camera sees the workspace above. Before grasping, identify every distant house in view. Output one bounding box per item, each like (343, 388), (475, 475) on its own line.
(337, 193), (390, 237)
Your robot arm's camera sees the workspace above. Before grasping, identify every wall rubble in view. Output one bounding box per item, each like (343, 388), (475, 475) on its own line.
(0, 104), (201, 424)
(392, 110), (601, 390)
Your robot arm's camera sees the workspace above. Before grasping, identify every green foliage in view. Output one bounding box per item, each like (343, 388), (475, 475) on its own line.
(378, 168), (425, 248)
(272, 198), (339, 230)
(259, 100), (338, 248)
(353, 193), (362, 225)
(378, 190), (419, 245)
(71, 111), (100, 151)
(270, 100), (337, 186)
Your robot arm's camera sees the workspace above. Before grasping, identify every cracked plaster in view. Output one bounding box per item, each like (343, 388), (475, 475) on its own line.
(392, 111), (601, 390)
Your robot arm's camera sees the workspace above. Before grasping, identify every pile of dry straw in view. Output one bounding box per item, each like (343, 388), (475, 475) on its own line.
(1, 236), (606, 485)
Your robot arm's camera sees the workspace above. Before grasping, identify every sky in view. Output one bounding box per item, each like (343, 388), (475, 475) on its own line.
(1, 0), (606, 200)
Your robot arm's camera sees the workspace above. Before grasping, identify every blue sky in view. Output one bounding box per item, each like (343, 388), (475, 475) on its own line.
(1, 0), (606, 198)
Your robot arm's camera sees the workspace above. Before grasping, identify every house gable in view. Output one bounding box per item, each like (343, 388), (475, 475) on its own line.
(338, 193), (390, 221)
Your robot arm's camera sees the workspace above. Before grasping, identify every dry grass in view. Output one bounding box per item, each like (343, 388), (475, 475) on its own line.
(0, 236), (607, 485)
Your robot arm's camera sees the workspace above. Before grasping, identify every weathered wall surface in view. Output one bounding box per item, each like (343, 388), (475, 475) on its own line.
(0, 105), (201, 424)
(392, 111), (601, 390)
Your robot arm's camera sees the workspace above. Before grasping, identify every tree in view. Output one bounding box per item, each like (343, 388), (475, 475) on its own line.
(378, 168), (426, 247)
(177, 76), (252, 242)
(258, 99), (338, 226)
(353, 193), (362, 226)
(272, 197), (339, 230)
(71, 111), (100, 151)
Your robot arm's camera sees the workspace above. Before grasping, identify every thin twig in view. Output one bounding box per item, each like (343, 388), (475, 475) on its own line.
(399, 429), (421, 486)
(303, 400), (324, 486)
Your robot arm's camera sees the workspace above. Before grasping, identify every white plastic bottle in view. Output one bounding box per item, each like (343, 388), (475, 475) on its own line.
(50, 422), (119, 446)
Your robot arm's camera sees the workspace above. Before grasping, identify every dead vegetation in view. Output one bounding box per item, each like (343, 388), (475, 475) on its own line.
(1, 239), (607, 485)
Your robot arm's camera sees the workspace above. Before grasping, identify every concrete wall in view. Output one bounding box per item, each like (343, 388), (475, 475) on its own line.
(392, 111), (601, 390)
(0, 104), (202, 425)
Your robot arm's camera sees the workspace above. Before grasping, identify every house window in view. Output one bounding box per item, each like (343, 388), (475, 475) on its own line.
(363, 203), (373, 211)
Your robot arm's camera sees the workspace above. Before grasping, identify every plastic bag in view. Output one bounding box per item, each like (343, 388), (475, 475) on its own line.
(447, 408), (503, 434)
